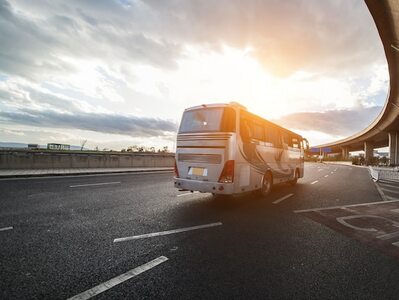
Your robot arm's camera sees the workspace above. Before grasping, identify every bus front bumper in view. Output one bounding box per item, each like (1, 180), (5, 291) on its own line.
(174, 177), (234, 195)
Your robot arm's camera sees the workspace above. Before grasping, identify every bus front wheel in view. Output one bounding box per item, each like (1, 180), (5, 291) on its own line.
(261, 172), (273, 197)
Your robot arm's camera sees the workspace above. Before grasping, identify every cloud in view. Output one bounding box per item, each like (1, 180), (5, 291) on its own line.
(0, 0), (181, 81)
(0, 0), (389, 149)
(273, 106), (383, 136)
(0, 109), (177, 137)
(143, 0), (384, 76)
(0, 0), (385, 81)
(0, 79), (177, 138)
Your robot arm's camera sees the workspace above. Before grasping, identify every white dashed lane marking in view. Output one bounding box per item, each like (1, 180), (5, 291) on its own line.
(114, 222), (223, 243)
(67, 256), (168, 300)
(311, 180), (319, 185)
(273, 193), (294, 204)
(0, 226), (13, 232)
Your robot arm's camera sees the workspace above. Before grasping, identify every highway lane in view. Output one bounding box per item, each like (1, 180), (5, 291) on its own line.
(0, 163), (398, 299)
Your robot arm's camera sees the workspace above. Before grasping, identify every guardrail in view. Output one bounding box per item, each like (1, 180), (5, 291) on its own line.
(0, 150), (175, 169)
(369, 166), (399, 182)
(369, 166), (380, 181)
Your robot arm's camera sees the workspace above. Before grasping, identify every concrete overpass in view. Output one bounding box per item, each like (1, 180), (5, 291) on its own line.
(315, 0), (399, 165)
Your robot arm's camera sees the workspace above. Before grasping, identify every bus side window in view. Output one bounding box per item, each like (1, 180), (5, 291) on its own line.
(286, 135), (294, 148)
(240, 118), (251, 142)
(252, 122), (264, 141)
(281, 132), (289, 149)
(271, 128), (281, 148)
(221, 107), (236, 132)
(292, 137), (299, 149)
(265, 126), (274, 146)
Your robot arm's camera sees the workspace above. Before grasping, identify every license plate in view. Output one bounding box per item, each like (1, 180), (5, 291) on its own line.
(188, 167), (208, 176)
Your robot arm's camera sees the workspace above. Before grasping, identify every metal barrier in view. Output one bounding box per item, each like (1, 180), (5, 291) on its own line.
(369, 166), (399, 182)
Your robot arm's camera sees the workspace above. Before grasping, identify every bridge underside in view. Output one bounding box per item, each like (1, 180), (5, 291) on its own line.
(314, 0), (399, 166)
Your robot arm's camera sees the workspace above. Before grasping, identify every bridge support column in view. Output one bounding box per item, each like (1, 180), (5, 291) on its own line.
(389, 131), (399, 166)
(341, 147), (349, 160)
(364, 142), (374, 166)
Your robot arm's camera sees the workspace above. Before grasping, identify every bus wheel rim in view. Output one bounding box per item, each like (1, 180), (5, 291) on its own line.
(263, 175), (270, 193)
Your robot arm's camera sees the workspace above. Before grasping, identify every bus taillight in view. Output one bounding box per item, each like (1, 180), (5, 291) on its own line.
(174, 160), (179, 178)
(218, 160), (235, 183)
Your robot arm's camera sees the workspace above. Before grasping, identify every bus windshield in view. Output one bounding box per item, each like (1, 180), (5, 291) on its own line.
(178, 107), (236, 133)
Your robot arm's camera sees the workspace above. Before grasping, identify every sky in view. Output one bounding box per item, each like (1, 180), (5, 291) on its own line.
(0, 0), (389, 150)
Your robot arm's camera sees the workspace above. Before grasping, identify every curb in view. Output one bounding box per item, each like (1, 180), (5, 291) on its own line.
(0, 168), (174, 179)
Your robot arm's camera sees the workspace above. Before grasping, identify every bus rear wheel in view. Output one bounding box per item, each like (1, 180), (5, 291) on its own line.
(290, 169), (299, 186)
(261, 172), (272, 197)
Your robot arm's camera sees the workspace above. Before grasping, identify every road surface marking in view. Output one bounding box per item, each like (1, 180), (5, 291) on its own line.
(67, 256), (168, 300)
(177, 191), (200, 197)
(0, 226), (13, 232)
(294, 199), (399, 213)
(311, 180), (318, 185)
(273, 193), (294, 204)
(377, 231), (399, 240)
(114, 222), (222, 243)
(318, 169), (323, 172)
(330, 172), (334, 174)
(69, 181), (121, 188)
(381, 187), (399, 195)
(324, 175), (329, 178)
(379, 183), (399, 190)
(374, 181), (388, 202)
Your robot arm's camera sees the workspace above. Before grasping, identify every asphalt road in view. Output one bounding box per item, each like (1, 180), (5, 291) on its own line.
(1, 163), (399, 299)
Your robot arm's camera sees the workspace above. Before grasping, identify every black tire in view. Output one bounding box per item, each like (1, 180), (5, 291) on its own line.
(290, 169), (299, 186)
(261, 172), (273, 197)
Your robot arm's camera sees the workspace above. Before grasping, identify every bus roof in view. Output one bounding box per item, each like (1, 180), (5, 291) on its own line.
(184, 102), (303, 139)
(184, 102), (247, 111)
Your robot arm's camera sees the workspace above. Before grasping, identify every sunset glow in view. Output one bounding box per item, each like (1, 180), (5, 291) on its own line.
(0, 0), (389, 150)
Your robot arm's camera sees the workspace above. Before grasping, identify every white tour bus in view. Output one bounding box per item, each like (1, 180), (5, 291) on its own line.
(174, 102), (308, 196)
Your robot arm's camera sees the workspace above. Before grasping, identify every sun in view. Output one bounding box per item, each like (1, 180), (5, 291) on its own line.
(171, 45), (275, 115)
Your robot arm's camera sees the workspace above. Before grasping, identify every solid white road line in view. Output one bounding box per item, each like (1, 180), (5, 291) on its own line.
(273, 193), (294, 204)
(373, 180), (388, 202)
(0, 226), (13, 232)
(177, 191), (200, 197)
(69, 181), (121, 188)
(67, 256), (168, 300)
(381, 187), (399, 194)
(311, 180), (318, 185)
(294, 199), (399, 213)
(379, 182), (399, 190)
(114, 222), (222, 243)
